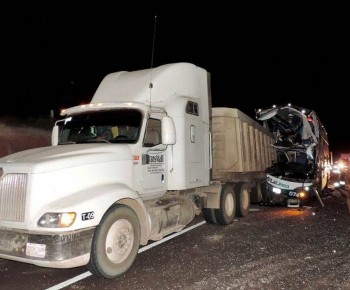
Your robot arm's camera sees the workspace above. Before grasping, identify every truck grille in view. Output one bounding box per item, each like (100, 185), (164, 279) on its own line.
(0, 174), (27, 222)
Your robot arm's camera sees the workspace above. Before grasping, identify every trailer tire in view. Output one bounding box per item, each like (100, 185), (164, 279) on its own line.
(215, 184), (236, 225)
(235, 183), (250, 217)
(202, 208), (218, 224)
(260, 180), (269, 203)
(87, 205), (140, 278)
(250, 183), (262, 204)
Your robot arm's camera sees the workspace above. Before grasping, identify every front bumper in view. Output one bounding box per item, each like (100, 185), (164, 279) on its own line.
(266, 183), (310, 206)
(0, 227), (94, 268)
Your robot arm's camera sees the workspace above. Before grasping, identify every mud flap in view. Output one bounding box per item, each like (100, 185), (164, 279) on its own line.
(313, 189), (325, 207)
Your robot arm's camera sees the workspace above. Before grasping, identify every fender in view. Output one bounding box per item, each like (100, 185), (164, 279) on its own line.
(28, 183), (149, 234)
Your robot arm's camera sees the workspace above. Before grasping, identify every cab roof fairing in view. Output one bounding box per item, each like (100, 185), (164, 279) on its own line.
(90, 62), (208, 107)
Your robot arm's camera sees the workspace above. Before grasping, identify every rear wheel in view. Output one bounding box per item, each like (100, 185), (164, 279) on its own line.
(202, 208), (218, 224)
(87, 205), (140, 278)
(215, 184), (236, 225)
(235, 183), (251, 217)
(250, 183), (262, 204)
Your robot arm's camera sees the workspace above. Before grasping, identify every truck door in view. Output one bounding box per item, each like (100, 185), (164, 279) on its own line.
(141, 118), (167, 192)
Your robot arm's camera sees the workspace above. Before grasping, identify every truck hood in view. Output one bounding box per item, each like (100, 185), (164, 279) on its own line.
(0, 144), (133, 173)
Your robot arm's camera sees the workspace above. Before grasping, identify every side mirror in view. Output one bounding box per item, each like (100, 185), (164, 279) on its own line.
(161, 116), (176, 145)
(51, 125), (59, 146)
(51, 119), (64, 146)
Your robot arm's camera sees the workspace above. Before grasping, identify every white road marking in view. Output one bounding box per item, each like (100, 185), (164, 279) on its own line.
(45, 220), (206, 290)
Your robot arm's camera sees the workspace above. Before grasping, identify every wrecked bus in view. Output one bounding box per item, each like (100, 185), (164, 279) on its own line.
(256, 104), (330, 207)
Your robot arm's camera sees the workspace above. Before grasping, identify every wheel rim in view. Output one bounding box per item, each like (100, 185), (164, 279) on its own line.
(225, 192), (234, 216)
(242, 188), (250, 209)
(105, 219), (134, 264)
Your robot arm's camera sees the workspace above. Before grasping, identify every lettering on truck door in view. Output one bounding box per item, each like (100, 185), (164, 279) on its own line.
(141, 118), (167, 191)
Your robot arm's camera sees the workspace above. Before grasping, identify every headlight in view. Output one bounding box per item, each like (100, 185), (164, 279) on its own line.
(38, 212), (76, 228)
(272, 187), (282, 194)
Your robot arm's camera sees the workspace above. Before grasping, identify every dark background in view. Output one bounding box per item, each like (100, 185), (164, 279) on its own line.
(0, 2), (347, 157)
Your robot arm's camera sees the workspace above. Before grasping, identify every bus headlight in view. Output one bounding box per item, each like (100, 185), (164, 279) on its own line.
(272, 187), (282, 194)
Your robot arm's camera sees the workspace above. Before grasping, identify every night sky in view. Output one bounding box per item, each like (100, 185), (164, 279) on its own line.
(1, 2), (347, 156)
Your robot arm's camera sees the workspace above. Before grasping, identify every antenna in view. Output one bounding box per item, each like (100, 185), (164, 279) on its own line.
(149, 15), (157, 109)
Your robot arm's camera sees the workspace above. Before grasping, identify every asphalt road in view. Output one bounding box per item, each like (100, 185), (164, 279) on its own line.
(1, 190), (350, 290)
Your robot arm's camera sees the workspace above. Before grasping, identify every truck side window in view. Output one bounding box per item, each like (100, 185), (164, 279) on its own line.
(186, 101), (199, 116)
(143, 119), (161, 147)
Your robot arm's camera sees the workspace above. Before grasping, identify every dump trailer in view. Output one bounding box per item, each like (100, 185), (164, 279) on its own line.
(256, 104), (331, 207)
(210, 108), (276, 214)
(0, 63), (275, 278)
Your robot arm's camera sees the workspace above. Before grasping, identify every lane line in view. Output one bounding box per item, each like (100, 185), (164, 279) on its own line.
(46, 220), (206, 290)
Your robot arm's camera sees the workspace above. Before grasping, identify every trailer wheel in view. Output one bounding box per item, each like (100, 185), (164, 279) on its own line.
(235, 183), (250, 217)
(250, 183), (262, 204)
(87, 205), (140, 278)
(215, 184), (236, 225)
(202, 208), (218, 224)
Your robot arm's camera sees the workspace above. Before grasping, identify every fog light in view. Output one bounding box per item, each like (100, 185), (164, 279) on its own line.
(299, 191), (306, 199)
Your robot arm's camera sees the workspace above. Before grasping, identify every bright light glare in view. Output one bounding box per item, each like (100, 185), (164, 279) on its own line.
(272, 187), (281, 194)
(299, 191), (306, 198)
(338, 162), (345, 169)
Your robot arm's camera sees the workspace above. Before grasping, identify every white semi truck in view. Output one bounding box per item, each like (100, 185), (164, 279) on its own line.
(0, 63), (275, 278)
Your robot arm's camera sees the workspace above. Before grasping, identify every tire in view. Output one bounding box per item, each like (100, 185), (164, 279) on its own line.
(235, 183), (250, 217)
(260, 180), (269, 203)
(87, 205), (141, 278)
(202, 208), (218, 224)
(214, 184), (236, 225)
(250, 183), (262, 204)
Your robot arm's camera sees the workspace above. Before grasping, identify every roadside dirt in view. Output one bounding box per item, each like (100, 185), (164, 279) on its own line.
(0, 116), (51, 158)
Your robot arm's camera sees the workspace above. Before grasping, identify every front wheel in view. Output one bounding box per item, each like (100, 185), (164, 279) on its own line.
(87, 205), (141, 278)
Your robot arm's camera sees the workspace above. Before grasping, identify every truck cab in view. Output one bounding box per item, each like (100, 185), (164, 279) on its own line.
(0, 63), (213, 277)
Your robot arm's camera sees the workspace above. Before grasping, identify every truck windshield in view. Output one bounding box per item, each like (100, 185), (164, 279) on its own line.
(58, 109), (142, 144)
